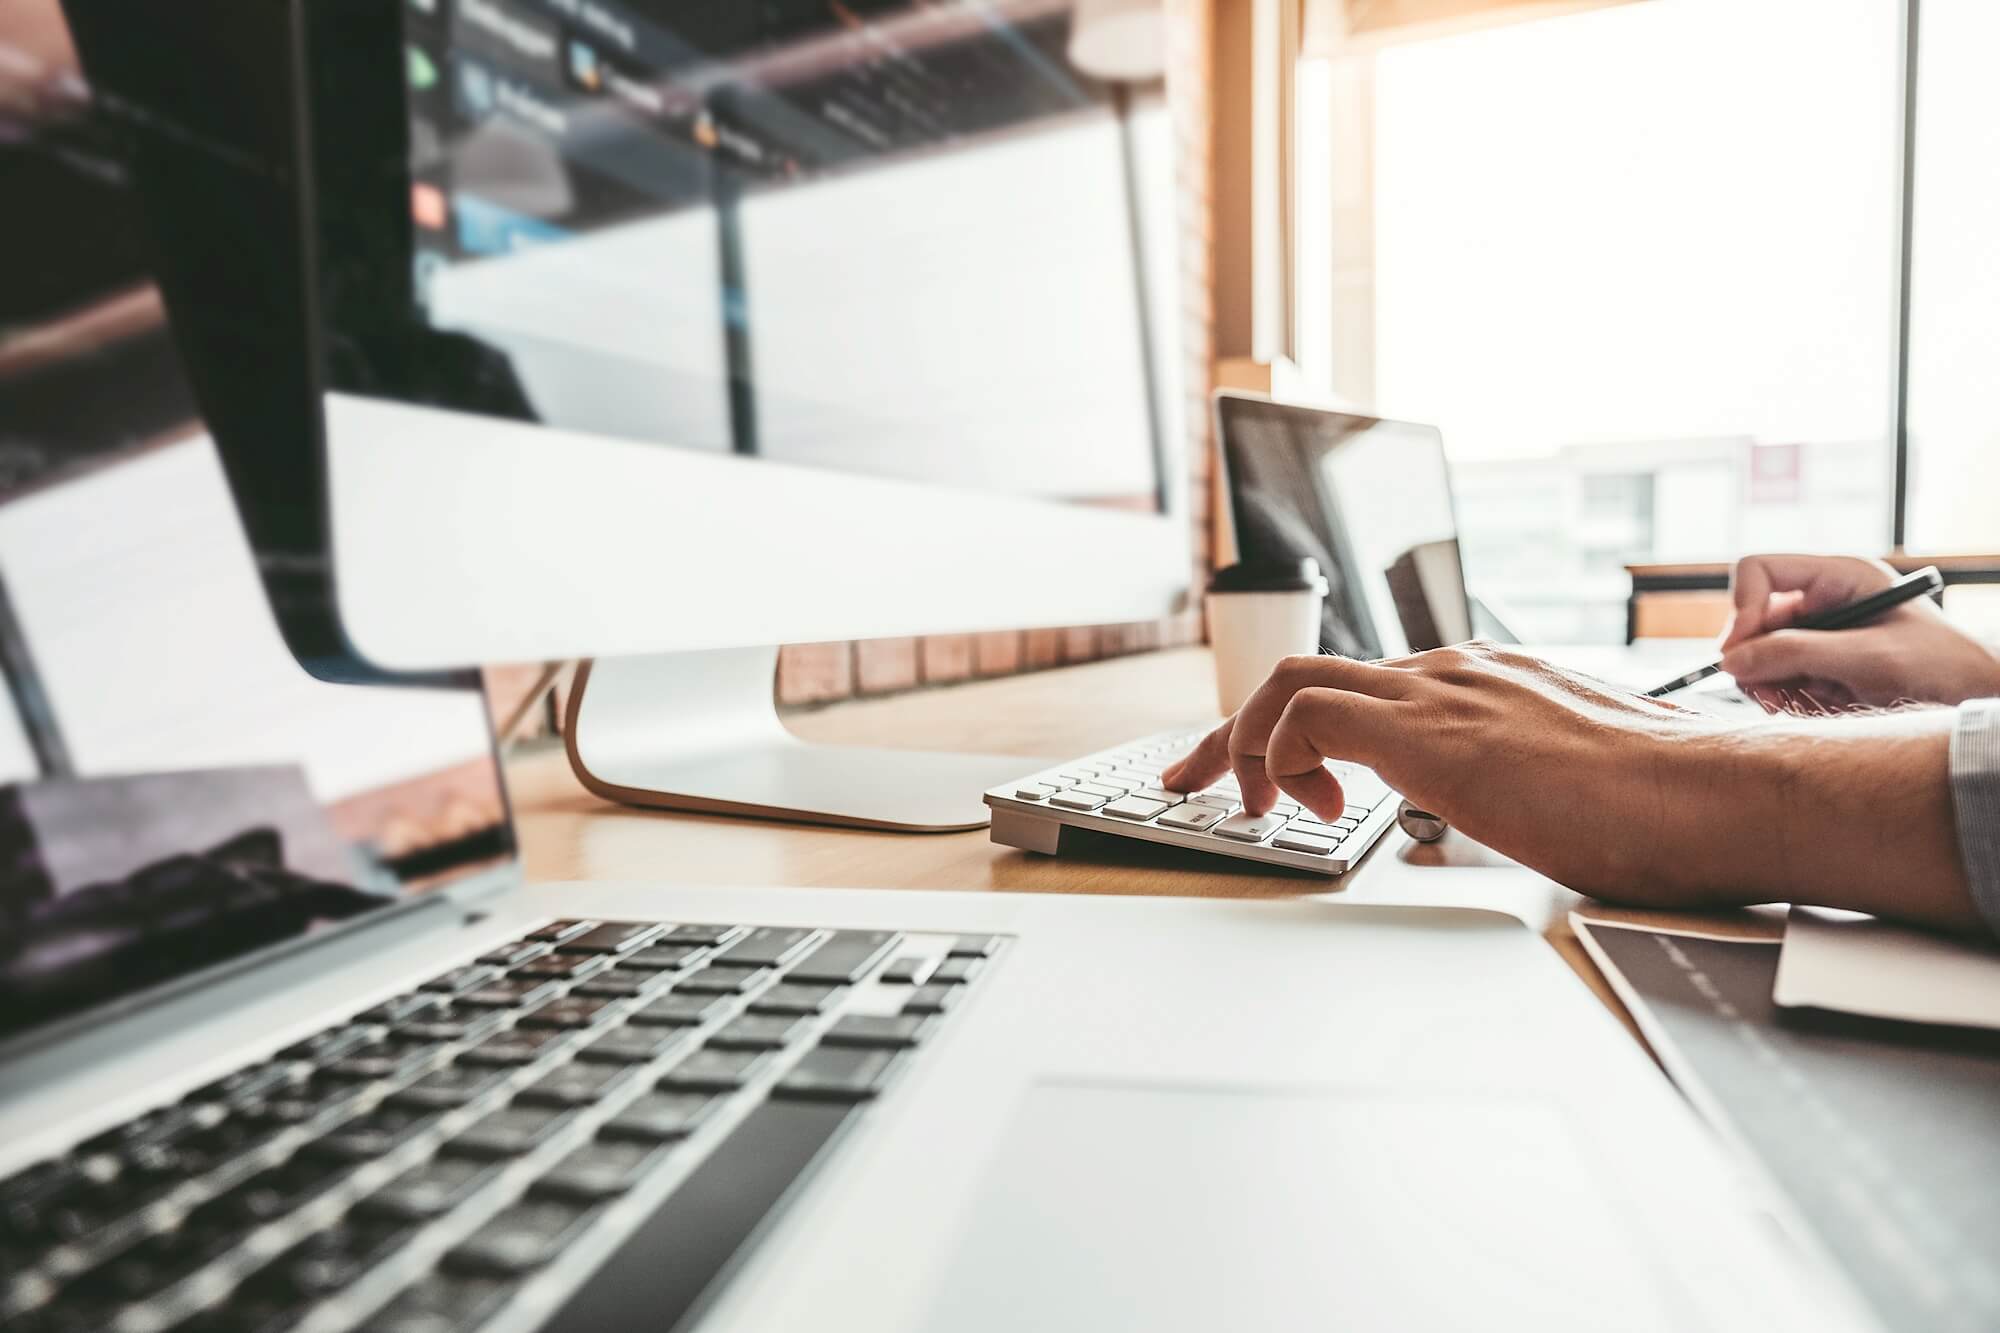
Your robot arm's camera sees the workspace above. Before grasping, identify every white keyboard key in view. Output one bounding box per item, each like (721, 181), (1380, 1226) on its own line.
(1156, 804), (1225, 831)
(1288, 819), (1345, 839)
(1186, 794), (1237, 812)
(1014, 783), (1058, 800)
(1103, 796), (1171, 821)
(1135, 787), (1177, 804)
(1272, 832), (1336, 855)
(1099, 777), (1144, 792)
(1050, 790), (1108, 811)
(1213, 812), (1288, 843)
(1072, 782), (1124, 799)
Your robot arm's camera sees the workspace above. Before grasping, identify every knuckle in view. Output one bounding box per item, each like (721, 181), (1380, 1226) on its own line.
(1273, 654), (1322, 684)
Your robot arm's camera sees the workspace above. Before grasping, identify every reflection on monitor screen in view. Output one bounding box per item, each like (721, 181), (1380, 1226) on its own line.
(0, 2), (515, 1049)
(387, 0), (1172, 509)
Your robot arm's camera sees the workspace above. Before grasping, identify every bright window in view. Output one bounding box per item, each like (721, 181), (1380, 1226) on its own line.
(1310, 0), (1903, 640)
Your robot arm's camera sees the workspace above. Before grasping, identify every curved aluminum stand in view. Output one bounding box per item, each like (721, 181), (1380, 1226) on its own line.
(563, 648), (1037, 832)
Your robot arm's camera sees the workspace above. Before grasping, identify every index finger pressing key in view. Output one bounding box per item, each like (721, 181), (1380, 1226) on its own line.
(1161, 718), (1235, 793)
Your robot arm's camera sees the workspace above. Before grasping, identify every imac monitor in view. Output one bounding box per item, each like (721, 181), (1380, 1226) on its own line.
(1215, 394), (1471, 660)
(58, 0), (1190, 830)
(317, 0), (1189, 669)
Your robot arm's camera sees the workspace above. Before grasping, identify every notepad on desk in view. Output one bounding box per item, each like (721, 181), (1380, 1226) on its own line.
(1775, 905), (2000, 1033)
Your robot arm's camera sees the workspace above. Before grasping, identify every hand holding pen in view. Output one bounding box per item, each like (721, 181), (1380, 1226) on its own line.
(1647, 558), (2000, 710)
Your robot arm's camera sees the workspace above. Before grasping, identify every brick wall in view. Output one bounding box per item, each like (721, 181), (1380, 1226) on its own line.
(774, 2), (1218, 710)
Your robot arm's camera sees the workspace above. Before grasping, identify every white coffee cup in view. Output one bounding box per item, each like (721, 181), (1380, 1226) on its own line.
(1205, 558), (1330, 716)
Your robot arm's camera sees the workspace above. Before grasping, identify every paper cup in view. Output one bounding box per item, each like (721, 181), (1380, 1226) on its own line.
(1206, 559), (1330, 716)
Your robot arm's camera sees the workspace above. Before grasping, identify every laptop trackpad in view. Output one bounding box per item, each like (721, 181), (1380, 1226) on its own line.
(926, 1081), (1675, 1332)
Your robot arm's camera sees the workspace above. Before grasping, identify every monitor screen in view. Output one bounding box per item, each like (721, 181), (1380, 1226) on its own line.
(363, 0), (1172, 511)
(1218, 397), (1470, 660)
(0, 0), (517, 1053)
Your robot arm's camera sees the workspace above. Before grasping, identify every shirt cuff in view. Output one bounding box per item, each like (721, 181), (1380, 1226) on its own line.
(1948, 698), (2000, 937)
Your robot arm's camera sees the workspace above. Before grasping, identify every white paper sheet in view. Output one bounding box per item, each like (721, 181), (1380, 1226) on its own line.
(1773, 905), (2000, 1031)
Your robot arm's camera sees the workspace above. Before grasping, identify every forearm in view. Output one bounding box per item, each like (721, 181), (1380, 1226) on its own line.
(1712, 711), (1982, 932)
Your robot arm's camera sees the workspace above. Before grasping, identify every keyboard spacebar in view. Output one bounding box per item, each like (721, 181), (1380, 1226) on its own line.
(543, 1099), (853, 1331)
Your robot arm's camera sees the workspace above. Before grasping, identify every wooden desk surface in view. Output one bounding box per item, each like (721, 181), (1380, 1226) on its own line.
(507, 646), (1785, 1048)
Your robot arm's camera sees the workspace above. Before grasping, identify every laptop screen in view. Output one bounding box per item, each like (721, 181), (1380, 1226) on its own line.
(0, 0), (516, 1053)
(1216, 395), (1470, 660)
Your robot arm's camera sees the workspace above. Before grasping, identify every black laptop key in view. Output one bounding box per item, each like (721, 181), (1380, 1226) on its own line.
(775, 1045), (901, 1103)
(676, 967), (771, 995)
(421, 965), (503, 995)
(512, 954), (611, 983)
(325, 1042), (440, 1083)
(516, 997), (615, 1030)
(746, 982), (844, 1015)
(573, 967), (670, 999)
(366, 1273), (518, 1333)
(821, 1013), (936, 1048)
(531, 1140), (670, 1200)
(359, 1156), (501, 1220)
(392, 1064), (513, 1109)
(903, 984), (961, 1015)
(878, 956), (930, 985)
(357, 992), (448, 1026)
(280, 1023), (386, 1064)
(398, 1005), (508, 1046)
(617, 944), (706, 972)
(552, 922), (664, 956)
(575, 1025), (692, 1066)
(84, 1194), (244, 1298)
(599, 1092), (720, 1143)
(540, 1101), (851, 1333)
(189, 1062), (305, 1109)
(707, 1014), (807, 1051)
(661, 924), (739, 946)
(627, 992), (730, 1027)
(517, 1061), (634, 1108)
(446, 1107), (575, 1159)
(304, 1105), (437, 1162)
(0, 1159), (82, 1214)
(445, 1198), (599, 1275)
(929, 956), (984, 985)
(658, 1047), (768, 1092)
(213, 1153), (353, 1227)
(527, 920), (598, 944)
(947, 934), (1002, 958)
(252, 1216), (412, 1301)
(710, 927), (815, 970)
(477, 940), (552, 968)
(785, 931), (899, 984)
(457, 1026), (570, 1066)
(459, 977), (564, 1009)
(82, 1104), (215, 1159)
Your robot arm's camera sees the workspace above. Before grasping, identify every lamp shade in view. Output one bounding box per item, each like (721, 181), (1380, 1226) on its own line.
(1068, 0), (1166, 81)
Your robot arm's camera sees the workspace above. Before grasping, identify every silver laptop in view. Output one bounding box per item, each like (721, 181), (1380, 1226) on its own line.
(0, 432), (1865, 1333)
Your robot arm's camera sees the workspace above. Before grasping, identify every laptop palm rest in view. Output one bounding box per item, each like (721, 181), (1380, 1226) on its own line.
(927, 1080), (1677, 1332)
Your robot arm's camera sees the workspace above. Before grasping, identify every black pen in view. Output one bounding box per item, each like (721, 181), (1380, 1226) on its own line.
(1644, 565), (1945, 698)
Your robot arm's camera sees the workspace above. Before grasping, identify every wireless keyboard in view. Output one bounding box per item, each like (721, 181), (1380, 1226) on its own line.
(0, 920), (999, 1333)
(985, 726), (1400, 874)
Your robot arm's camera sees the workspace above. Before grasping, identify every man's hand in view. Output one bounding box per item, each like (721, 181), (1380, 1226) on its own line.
(1160, 643), (1980, 930)
(1718, 554), (2000, 711)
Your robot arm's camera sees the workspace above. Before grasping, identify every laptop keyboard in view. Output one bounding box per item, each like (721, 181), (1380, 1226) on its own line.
(985, 726), (1399, 874)
(0, 920), (1002, 1333)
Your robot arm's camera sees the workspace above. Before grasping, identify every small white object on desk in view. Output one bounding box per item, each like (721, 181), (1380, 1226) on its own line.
(1774, 905), (2000, 1032)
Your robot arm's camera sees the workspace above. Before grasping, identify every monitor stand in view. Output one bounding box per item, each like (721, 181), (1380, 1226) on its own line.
(562, 648), (1039, 832)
